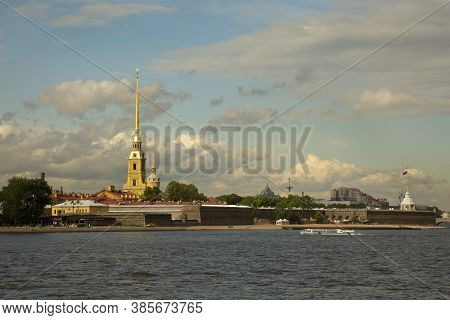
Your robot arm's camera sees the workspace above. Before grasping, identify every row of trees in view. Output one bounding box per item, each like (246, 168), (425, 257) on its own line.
(217, 193), (368, 209)
(216, 193), (324, 224)
(142, 181), (207, 202)
(217, 193), (318, 209)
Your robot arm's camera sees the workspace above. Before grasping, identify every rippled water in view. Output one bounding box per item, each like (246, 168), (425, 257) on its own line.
(0, 229), (449, 299)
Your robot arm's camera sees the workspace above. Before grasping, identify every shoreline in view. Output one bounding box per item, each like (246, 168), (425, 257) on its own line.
(0, 224), (441, 233)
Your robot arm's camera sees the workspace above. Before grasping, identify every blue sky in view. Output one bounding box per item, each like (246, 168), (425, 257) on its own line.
(1, 0), (449, 209)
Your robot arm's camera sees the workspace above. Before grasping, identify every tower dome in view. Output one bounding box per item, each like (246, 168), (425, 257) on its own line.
(400, 191), (415, 211)
(146, 162), (160, 189)
(260, 184), (276, 198)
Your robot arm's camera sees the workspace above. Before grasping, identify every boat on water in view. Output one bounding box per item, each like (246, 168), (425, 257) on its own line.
(300, 229), (357, 236)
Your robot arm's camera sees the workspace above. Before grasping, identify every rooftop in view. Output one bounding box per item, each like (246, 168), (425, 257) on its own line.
(53, 200), (108, 207)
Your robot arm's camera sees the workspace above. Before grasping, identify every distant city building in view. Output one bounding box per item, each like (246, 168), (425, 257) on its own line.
(315, 199), (352, 206)
(331, 187), (368, 203)
(330, 186), (388, 207)
(373, 198), (390, 210)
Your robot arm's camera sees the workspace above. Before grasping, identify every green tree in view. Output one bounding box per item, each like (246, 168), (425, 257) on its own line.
(165, 181), (207, 202)
(275, 194), (318, 210)
(275, 208), (301, 224)
(217, 193), (242, 205)
(0, 177), (51, 225)
(298, 195), (317, 209)
(240, 196), (256, 207)
(253, 195), (279, 208)
(142, 186), (162, 202)
(314, 211), (327, 224)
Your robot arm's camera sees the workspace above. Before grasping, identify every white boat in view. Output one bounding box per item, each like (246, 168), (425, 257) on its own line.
(300, 228), (357, 236)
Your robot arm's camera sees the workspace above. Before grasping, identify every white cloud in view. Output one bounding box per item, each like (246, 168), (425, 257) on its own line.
(17, 1), (172, 28)
(354, 89), (415, 114)
(0, 117), (131, 190)
(24, 79), (189, 118)
(351, 88), (450, 117)
(296, 154), (361, 184)
(0, 124), (16, 140)
(358, 172), (393, 187)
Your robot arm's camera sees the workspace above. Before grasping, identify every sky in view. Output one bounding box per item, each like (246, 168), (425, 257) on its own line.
(0, 0), (449, 209)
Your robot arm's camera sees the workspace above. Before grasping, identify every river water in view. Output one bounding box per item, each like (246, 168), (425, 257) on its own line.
(0, 229), (448, 299)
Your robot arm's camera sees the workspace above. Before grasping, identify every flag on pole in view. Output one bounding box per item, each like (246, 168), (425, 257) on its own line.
(402, 169), (408, 176)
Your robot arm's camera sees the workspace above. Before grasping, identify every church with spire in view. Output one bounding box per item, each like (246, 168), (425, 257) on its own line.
(123, 68), (160, 196)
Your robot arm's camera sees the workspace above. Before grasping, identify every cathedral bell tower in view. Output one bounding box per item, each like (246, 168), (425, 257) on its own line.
(123, 68), (147, 195)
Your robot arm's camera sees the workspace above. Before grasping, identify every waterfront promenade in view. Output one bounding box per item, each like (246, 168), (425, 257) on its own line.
(0, 224), (439, 233)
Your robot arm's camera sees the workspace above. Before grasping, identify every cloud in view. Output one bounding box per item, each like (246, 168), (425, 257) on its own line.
(284, 87), (450, 121)
(209, 96), (224, 107)
(209, 106), (277, 125)
(153, 0), (450, 117)
(0, 124), (16, 140)
(154, 1), (450, 79)
(351, 88), (450, 117)
(358, 172), (393, 187)
(17, 1), (172, 28)
(237, 86), (268, 97)
(0, 117), (133, 191)
(16, 3), (49, 18)
(291, 154), (362, 185)
(24, 79), (189, 118)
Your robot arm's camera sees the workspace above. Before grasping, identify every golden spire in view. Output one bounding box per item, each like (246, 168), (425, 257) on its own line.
(135, 68), (139, 132)
(151, 160), (157, 174)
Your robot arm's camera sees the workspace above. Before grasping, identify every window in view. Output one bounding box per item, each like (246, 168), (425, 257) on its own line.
(133, 163), (137, 170)
(132, 179), (136, 186)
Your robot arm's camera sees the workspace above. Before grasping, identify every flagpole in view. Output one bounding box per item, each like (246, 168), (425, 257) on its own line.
(406, 166), (409, 193)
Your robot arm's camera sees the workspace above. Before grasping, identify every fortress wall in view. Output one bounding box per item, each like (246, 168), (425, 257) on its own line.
(367, 210), (436, 225)
(144, 214), (173, 226)
(110, 214), (146, 227)
(324, 209), (368, 221)
(200, 206), (254, 225)
(108, 204), (201, 225)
